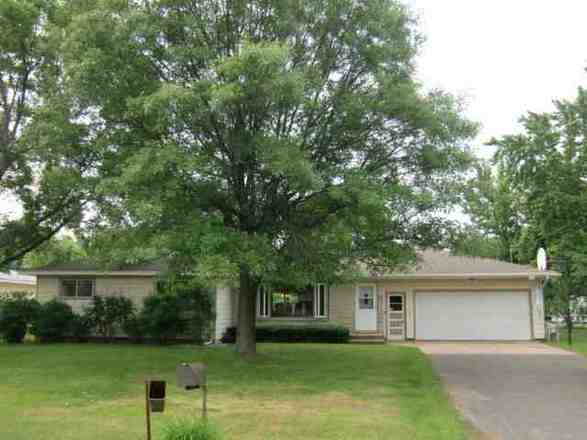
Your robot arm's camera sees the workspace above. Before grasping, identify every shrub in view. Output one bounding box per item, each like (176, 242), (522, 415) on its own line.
(140, 279), (214, 344)
(220, 323), (350, 344)
(0, 298), (41, 343)
(122, 313), (146, 343)
(154, 279), (215, 343)
(0, 291), (34, 301)
(85, 295), (134, 341)
(141, 294), (186, 344)
(161, 418), (223, 440)
(176, 287), (214, 344)
(31, 300), (75, 342)
(70, 313), (92, 342)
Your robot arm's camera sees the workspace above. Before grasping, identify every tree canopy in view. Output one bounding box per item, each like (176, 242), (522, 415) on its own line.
(47, 0), (478, 355)
(21, 235), (86, 269)
(463, 161), (523, 262)
(0, 0), (95, 268)
(0, 0), (479, 355)
(489, 83), (587, 342)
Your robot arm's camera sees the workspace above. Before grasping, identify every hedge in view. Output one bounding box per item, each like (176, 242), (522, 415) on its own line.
(31, 299), (75, 342)
(221, 323), (350, 343)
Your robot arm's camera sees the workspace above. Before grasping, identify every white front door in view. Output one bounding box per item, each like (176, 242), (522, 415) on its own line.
(387, 293), (405, 340)
(356, 285), (377, 331)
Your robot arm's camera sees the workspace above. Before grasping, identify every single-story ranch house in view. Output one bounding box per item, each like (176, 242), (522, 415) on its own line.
(25, 250), (557, 342)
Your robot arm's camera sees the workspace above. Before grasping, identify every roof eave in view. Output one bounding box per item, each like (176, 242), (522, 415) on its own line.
(363, 271), (560, 281)
(23, 270), (160, 277)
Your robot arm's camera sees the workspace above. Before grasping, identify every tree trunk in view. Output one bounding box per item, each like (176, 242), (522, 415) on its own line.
(566, 304), (573, 346)
(237, 266), (258, 358)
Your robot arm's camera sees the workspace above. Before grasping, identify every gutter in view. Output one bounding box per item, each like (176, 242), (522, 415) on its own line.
(21, 270), (160, 277)
(362, 271), (560, 281)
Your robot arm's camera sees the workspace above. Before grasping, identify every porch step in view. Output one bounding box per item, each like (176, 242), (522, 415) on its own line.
(350, 333), (385, 344)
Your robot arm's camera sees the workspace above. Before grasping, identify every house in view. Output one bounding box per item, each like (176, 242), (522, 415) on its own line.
(25, 250), (557, 342)
(0, 271), (36, 296)
(25, 261), (160, 314)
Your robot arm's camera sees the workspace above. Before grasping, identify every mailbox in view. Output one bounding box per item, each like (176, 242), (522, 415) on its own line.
(177, 363), (207, 390)
(148, 380), (166, 413)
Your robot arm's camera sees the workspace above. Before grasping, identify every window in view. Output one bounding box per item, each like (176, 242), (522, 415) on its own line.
(389, 295), (404, 312)
(358, 286), (374, 309)
(271, 286), (314, 318)
(61, 279), (95, 299)
(258, 285), (270, 318)
(314, 284), (327, 318)
(257, 284), (328, 319)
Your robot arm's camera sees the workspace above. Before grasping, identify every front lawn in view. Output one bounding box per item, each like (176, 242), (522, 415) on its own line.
(0, 343), (468, 440)
(549, 326), (587, 356)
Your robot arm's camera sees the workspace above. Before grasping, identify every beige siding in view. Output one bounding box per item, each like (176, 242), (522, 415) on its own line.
(36, 275), (155, 314)
(376, 285), (384, 333)
(531, 283), (545, 339)
(378, 278), (533, 292)
(329, 285), (354, 329)
(405, 289), (415, 339)
(329, 277), (539, 339)
(37, 276), (60, 303)
(94, 277), (155, 309)
(215, 287), (236, 341)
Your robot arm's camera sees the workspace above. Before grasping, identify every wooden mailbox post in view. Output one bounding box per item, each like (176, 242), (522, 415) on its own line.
(145, 380), (166, 440)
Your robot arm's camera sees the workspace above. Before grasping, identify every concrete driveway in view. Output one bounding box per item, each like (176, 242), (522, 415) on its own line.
(418, 343), (587, 440)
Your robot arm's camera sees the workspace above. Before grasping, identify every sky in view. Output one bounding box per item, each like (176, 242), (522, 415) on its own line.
(1, 1), (586, 217)
(406, 0), (587, 159)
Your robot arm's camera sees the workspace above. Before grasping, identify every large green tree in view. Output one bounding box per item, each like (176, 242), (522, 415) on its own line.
(493, 85), (587, 342)
(56, 0), (476, 356)
(463, 161), (524, 262)
(0, 0), (94, 268)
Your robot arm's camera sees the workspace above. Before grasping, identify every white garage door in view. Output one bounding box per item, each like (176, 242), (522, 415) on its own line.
(415, 291), (532, 340)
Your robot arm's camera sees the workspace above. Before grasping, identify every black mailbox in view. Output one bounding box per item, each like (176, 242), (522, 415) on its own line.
(148, 380), (166, 413)
(177, 363), (206, 390)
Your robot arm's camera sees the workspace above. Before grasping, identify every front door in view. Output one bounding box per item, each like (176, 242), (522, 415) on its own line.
(387, 293), (405, 340)
(356, 285), (377, 331)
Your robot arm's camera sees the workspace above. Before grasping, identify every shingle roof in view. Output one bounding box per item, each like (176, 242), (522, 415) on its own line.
(24, 260), (165, 275)
(410, 249), (534, 275)
(360, 249), (555, 279)
(24, 250), (552, 279)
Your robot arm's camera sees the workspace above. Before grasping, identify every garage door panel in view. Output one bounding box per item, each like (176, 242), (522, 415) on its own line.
(415, 291), (531, 340)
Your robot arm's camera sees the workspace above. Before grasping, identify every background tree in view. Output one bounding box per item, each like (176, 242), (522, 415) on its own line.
(446, 224), (502, 260)
(20, 235), (86, 269)
(0, 0), (94, 268)
(463, 161), (523, 262)
(56, 0), (477, 356)
(493, 84), (587, 343)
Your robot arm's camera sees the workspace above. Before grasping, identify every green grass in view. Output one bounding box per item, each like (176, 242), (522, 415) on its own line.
(0, 343), (468, 440)
(549, 326), (587, 356)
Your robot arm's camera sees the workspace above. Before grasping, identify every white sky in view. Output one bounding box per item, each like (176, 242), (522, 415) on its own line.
(2, 1), (586, 217)
(407, 0), (587, 159)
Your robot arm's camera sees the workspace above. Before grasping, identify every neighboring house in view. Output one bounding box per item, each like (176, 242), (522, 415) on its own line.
(0, 271), (36, 295)
(25, 250), (557, 342)
(25, 261), (160, 314)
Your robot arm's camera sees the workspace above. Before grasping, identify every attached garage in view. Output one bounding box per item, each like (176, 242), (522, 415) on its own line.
(339, 250), (559, 342)
(414, 290), (532, 340)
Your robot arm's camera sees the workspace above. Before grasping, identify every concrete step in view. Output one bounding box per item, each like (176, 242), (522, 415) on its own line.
(350, 339), (385, 344)
(350, 333), (385, 344)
